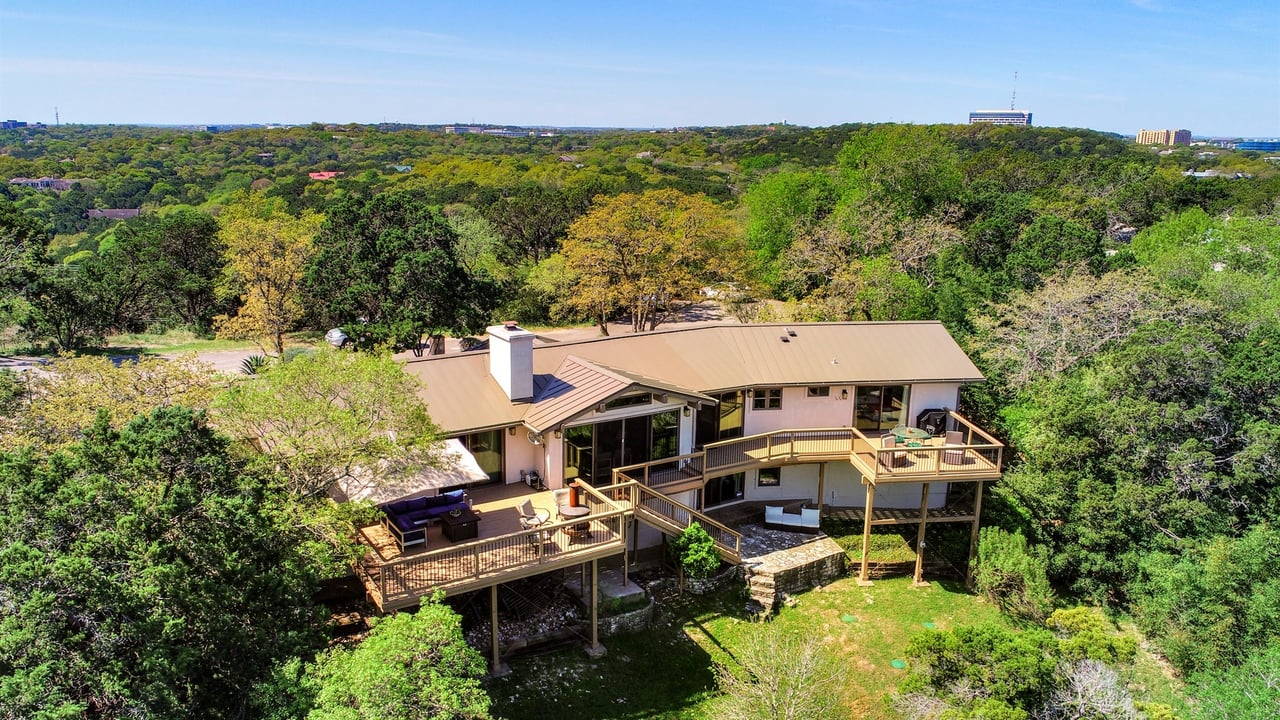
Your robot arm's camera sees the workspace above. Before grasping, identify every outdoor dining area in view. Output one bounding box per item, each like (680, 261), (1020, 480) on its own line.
(855, 422), (1001, 478)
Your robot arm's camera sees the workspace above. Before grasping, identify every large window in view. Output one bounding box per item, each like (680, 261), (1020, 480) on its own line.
(751, 388), (782, 411)
(854, 385), (910, 432)
(461, 429), (504, 484)
(562, 409), (680, 484)
(695, 391), (744, 447)
(703, 472), (744, 507)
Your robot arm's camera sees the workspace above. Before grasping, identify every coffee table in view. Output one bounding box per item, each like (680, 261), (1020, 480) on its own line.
(440, 508), (480, 542)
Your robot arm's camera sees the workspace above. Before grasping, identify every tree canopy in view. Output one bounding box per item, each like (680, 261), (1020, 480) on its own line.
(0, 407), (321, 719)
(304, 192), (498, 350)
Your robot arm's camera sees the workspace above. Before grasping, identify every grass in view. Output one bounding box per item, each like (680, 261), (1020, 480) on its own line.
(487, 575), (1012, 720)
(487, 570), (1192, 720)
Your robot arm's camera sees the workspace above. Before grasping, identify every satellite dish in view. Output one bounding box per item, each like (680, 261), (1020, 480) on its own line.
(527, 431), (544, 446)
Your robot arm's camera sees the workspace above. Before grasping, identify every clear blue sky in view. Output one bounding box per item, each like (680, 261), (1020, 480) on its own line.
(1, 0), (1276, 136)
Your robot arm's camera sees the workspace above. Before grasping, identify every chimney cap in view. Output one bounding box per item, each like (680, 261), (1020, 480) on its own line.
(503, 320), (519, 330)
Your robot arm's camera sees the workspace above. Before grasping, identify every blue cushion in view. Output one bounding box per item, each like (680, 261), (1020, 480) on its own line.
(385, 500), (410, 515)
(443, 489), (465, 501)
(391, 514), (418, 532)
(407, 496), (430, 511)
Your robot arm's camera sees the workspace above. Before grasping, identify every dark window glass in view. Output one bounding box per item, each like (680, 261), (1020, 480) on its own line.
(758, 467), (781, 487)
(751, 388), (782, 410)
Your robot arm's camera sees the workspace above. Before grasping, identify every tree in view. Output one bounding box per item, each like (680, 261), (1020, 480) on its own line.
(974, 527), (1056, 622)
(558, 189), (742, 333)
(0, 407), (321, 719)
(1188, 641), (1280, 720)
(836, 124), (963, 220)
(301, 600), (490, 720)
(0, 353), (215, 452)
(106, 209), (225, 331)
(213, 192), (322, 356)
(485, 182), (576, 263)
(0, 200), (49, 296)
(211, 348), (442, 499)
(18, 259), (113, 351)
(709, 622), (846, 720)
(971, 268), (1186, 390)
(303, 192), (497, 351)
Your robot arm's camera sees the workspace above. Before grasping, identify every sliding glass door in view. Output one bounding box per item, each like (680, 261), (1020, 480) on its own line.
(562, 410), (680, 484)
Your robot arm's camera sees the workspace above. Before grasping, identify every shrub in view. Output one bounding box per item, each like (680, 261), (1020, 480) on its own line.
(975, 527), (1056, 622)
(709, 622), (846, 720)
(1045, 607), (1137, 665)
(671, 523), (721, 580)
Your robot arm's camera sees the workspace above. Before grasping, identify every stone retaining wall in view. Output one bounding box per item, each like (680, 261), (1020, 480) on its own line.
(743, 536), (848, 613)
(598, 596), (655, 636)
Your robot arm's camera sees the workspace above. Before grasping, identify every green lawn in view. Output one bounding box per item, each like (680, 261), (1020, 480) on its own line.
(488, 575), (1011, 720)
(487, 572), (1190, 720)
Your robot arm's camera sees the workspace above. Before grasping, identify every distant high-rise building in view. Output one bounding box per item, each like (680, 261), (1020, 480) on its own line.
(969, 110), (1032, 126)
(1136, 129), (1191, 146)
(1235, 140), (1280, 152)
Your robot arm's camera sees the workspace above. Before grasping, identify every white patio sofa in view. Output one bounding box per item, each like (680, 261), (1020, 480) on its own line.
(764, 505), (821, 533)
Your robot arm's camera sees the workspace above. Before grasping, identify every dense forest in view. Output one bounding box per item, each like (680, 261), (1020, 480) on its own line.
(2, 121), (1279, 718)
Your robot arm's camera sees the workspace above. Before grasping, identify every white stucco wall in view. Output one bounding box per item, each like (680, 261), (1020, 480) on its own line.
(906, 383), (961, 428)
(741, 385), (857, 435)
(503, 428), (542, 485)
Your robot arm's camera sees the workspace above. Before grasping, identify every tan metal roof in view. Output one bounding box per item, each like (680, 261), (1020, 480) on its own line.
(403, 322), (984, 434)
(523, 356), (714, 432)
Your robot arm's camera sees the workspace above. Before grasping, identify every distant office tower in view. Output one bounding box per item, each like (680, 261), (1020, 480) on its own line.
(969, 110), (1032, 126)
(1137, 129), (1191, 146)
(1235, 140), (1280, 152)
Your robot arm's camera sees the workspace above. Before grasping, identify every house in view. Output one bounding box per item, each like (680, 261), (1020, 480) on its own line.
(307, 171), (344, 180)
(86, 208), (141, 220)
(361, 322), (1003, 664)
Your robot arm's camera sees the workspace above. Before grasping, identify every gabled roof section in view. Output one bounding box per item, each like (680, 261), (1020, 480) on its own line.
(522, 355), (710, 432)
(404, 322), (984, 435)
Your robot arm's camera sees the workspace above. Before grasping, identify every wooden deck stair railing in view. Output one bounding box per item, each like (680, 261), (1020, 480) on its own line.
(610, 480), (742, 563)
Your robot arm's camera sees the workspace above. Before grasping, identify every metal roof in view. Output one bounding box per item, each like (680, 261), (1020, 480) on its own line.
(403, 322), (984, 434)
(522, 356), (713, 432)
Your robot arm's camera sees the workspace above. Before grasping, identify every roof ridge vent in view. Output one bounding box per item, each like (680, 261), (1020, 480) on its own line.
(786, 328), (797, 337)
(780, 335), (790, 343)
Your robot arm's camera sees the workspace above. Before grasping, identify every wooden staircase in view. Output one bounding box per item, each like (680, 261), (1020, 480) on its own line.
(624, 483), (742, 564)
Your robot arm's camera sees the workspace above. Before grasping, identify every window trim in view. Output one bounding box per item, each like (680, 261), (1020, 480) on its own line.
(806, 386), (830, 398)
(751, 387), (782, 411)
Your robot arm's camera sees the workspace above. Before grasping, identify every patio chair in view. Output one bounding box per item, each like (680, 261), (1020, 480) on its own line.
(518, 499), (551, 531)
(552, 488), (571, 512)
(880, 435), (908, 468)
(943, 430), (966, 465)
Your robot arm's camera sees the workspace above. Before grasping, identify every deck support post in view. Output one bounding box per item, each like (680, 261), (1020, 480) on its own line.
(913, 482), (931, 587)
(816, 462), (826, 512)
(490, 584), (510, 676)
(858, 482), (876, 586)
(967, 481), (985, 589)
(586, 559), (607, 658)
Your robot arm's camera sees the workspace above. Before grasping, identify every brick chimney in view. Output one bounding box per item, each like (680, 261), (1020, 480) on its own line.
(487, 322), (535, 402)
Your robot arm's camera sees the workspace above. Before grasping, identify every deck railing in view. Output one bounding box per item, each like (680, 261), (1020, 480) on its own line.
(371, 483), (627, 607)
(612, 480), (742, 561)
(852, 411), (1003, 482)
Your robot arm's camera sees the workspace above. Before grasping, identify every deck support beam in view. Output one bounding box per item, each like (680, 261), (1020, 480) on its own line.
(967, 481), (985, 589)
(913, 482), (931, 587)
(816, 462), (826, 512)
(858, 482), (876, 586)
(586, 559), (607, 658)
(490, 584), (510, 676)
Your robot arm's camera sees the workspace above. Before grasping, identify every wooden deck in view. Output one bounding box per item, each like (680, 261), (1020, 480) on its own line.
(357, 482), (629, 612)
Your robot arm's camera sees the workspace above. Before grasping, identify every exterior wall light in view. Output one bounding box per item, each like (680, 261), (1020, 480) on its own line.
(841, 389), (849, 400)
(683, 406), (692, 417)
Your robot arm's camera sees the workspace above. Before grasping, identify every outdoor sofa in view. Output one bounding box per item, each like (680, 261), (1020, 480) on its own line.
(380, 489), (470, 549)
(764, 504), (821, 533)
